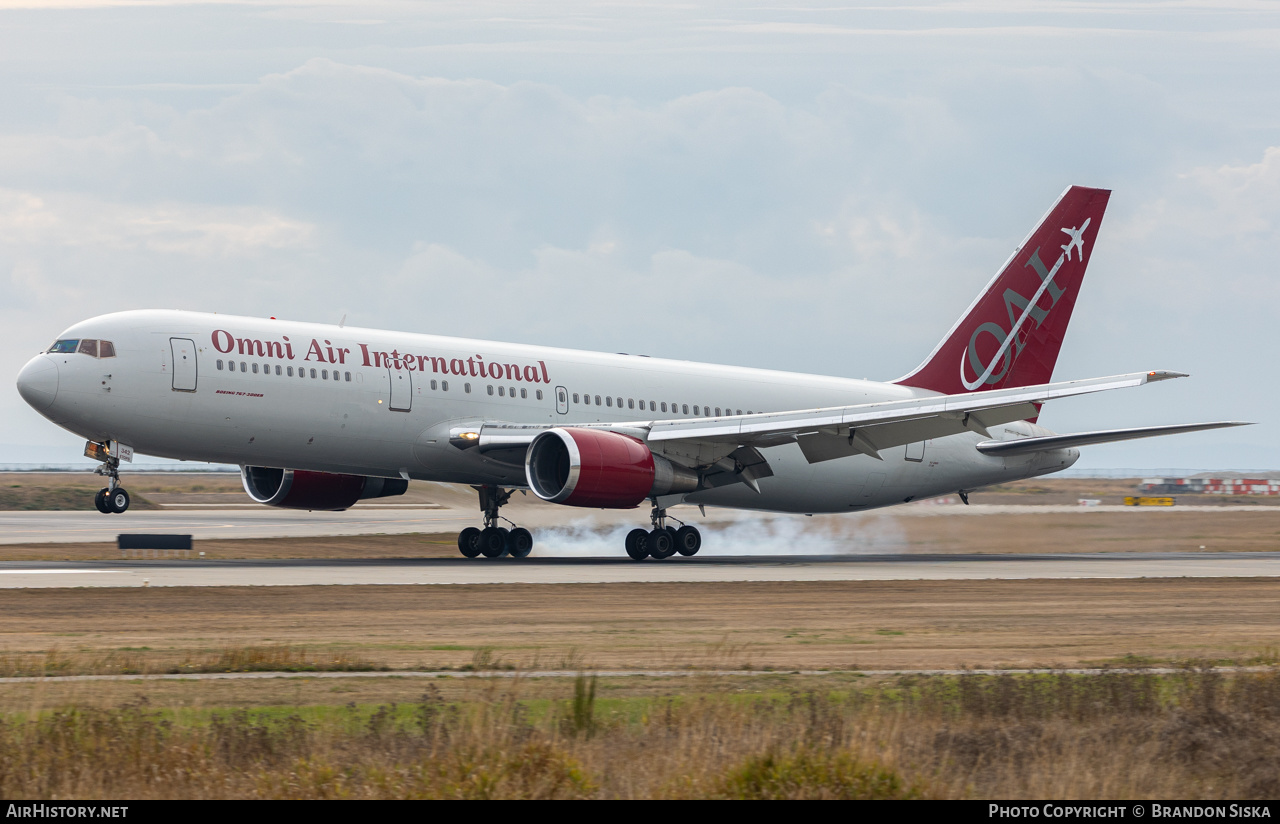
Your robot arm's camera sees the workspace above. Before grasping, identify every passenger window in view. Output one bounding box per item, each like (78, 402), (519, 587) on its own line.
(595, 395), (601, 405)
(345, 372), (351, 382)
(705, 407), (711, 417)
(322, 369), (329, 380)
(715, 407), (721, 416)
(48, 340), (78, 354)
(263, 363), (269, 373)
(616, 397), (622, 407)
(650, 401), (657, 412)
(509, 387), (515, 398)
(572, 393), (579, 403)
(606, 396), (613, 407)
(487, 385), (494, 396)
(431, 379), (437, 390)
(521, 388), (527, 399)
(442, 381), (449, 391)
(661, 402), (667, 412)
(465, 383), (471, 393)
(78, 340), (98, 357)
(252, 363), (259, 374)
(736, 409), (742, 416)
(693, 405), (699, 415)
(99, 341), (116, 358)
(287, 366), (294, 377)
(682, 404), (688, 414)
(275, 365), (281, 376)
(310, 368), (317, 378)
(216, 359), (224, 370)
(534, 389), (541, 400)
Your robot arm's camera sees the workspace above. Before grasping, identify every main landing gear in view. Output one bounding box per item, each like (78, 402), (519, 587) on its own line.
(90, 447), (130, 514)
(456, 485), (533, 560)
(625, 503), (701, 562)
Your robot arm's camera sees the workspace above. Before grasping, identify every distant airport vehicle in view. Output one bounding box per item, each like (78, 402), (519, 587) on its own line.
(16, 186), (1248, 560)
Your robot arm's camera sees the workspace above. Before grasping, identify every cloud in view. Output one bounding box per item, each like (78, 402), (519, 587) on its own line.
(0, 188), (314, 256)
(0, 16), (1276, 467)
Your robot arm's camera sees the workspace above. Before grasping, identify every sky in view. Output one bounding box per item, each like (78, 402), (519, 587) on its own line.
(0, 0), (1276, 471)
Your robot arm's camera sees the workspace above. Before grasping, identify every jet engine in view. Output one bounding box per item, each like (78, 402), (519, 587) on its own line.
(525, 428), (698, 508)
(240, 466), (408, 511)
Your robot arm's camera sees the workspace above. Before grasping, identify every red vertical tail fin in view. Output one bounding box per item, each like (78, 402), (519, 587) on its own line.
(895, 185), (1110, 395)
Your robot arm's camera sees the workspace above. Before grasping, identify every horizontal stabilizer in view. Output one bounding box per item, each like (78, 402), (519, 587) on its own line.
(974, 421), (1252, 456)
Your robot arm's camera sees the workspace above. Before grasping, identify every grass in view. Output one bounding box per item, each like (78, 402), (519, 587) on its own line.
(0, 645), (382, 677)
(0, 668), (1278, 799)
(0, 486), (158, 511)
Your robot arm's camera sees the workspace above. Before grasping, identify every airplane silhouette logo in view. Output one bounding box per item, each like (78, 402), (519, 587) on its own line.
(1060, 218), (1090, 262)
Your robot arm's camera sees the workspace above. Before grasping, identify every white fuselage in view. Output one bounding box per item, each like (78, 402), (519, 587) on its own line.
(18, 310), (1077, 514)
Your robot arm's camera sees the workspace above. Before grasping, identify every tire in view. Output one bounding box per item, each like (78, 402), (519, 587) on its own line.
(625, 528), (650, 561)
(480, 526), (509, 558)
(94, 488), (111, 514)
(457, 527), (482, 558)
(508, 527), (533, 558)
(648, 527), (676, 559)
(675, 525), (702, 557)
(108, 487), (130, 514)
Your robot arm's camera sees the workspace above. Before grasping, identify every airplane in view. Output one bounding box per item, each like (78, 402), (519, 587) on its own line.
(14, 185), (1248, 561)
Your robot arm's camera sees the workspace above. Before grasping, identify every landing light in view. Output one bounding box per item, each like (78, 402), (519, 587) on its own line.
(459, 432), (479, 440)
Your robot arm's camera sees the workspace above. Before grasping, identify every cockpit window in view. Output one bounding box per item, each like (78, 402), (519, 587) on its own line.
(48, 339), (78, 354)
(77, 339), (99, 357)
(99, 341), (116, 358)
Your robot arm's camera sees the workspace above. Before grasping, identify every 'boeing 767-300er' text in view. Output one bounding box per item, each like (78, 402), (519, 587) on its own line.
(15, 186), (1249, 560)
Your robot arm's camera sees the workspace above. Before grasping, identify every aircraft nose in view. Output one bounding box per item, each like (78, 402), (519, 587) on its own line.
(16, 355), (59, 412)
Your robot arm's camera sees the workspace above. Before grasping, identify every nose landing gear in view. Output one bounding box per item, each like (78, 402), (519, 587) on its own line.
(89, 443), (130, 514)
(456, 485), (534, 559)
(625, 503), (701, 561)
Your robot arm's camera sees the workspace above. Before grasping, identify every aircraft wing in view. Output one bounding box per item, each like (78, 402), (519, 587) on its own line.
(974, 421), (1251, 456)
(464, 370), (1193, 472)
(643, 370), (1188, 465)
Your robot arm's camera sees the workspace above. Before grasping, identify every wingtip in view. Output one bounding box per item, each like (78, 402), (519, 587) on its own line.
(1145, 370), (1190, 382)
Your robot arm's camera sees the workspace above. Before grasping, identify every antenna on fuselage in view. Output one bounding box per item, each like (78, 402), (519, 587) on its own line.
(338, 314), (346, 328)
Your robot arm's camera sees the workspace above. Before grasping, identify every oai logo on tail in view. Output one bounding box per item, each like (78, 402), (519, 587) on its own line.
(959, 219), (1089, 390)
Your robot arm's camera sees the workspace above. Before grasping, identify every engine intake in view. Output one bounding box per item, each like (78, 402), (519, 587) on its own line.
(525, 428), (698, 509)
(241, 466), (408, 511)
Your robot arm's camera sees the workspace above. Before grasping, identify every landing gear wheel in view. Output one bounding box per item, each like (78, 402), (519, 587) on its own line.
(458, 527), (482, 558)
(94, 488), (111, 514)
(675, 525), (702, 556)
(648, 527), (676, 559)
(625, 528), (650, 561)
(508, 527), (533, 558)
(107, 487), (130, 514)
(480, 526), (509, 558)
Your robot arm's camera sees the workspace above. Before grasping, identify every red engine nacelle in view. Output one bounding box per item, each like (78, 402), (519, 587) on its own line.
(525, 428), (698, 508)
(241, 466), (408, 511)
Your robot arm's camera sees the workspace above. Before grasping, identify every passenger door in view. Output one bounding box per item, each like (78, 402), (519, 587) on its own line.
(556, 385), (569, 415)
(169, 338), (197, 392)
(388, 366), (412, 412)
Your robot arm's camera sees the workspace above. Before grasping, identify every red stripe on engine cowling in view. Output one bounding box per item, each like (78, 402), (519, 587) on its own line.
(562, 429), (655, 509)
(278, 470), (367, 511)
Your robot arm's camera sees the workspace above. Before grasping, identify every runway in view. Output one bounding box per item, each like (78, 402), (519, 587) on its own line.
(0, 508), (473, 544)
(1, 552), (1278, 588)
(3, 504), (1276, 545)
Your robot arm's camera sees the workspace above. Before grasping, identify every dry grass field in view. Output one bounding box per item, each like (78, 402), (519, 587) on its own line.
(2, 579), (1278, 684)
(2, 669), (1278, 799)
(3, 472), (1278, 798)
